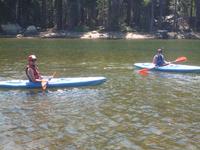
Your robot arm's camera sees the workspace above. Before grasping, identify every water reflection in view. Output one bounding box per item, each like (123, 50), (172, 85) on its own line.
(0, 87), (108, 149)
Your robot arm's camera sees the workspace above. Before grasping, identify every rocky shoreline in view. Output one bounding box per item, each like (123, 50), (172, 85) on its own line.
(1, 27), (200, 40)
(1, 30), (199, 40)
(1, 24), (200, 40)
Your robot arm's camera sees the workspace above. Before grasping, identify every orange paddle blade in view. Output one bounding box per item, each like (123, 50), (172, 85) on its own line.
(41, 80), (47, 90)
(138, 68), (149, 76)
(174, 56), (187, 63)
(41, 72), (56, 91)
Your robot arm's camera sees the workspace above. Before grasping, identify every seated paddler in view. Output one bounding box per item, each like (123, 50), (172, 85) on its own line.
(152, 48), (169, 66)
(26, 55), (43, 82)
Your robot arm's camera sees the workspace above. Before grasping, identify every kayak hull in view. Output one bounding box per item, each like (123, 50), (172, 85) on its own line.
(134, 63), (200, 73)
(0, 77), (106, 89)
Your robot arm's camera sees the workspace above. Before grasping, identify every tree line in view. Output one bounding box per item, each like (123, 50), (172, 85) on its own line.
(0, 0), (200, 32)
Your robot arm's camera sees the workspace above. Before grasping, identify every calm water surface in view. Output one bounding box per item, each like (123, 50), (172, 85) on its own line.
(0, 39), (199, 150)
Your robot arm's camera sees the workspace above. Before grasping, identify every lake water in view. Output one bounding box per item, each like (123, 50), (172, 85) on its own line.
(0, 39), (199, 149)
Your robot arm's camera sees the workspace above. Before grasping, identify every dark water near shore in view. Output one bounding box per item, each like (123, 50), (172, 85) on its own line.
(0, 39), (199, 149)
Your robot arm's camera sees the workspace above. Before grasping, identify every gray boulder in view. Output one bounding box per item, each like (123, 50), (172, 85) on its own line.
(24, 25), (38, 36)
(1, 23), (22, 35)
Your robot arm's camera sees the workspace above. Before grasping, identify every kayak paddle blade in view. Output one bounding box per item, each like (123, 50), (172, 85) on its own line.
(175, 56), (187, 63)
(41, 72), (56, 91)
(138, 68), (149, 76)
(41, 80), (47, 90)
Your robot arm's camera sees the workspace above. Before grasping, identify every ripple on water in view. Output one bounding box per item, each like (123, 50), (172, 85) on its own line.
(0, 66), (199, 149)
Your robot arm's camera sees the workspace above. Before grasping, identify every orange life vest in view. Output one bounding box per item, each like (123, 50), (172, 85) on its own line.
(26, 65), (40, 81)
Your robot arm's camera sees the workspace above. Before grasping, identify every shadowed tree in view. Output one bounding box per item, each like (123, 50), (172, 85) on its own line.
(55, 0), (63, 30)
(41, 0), (47, 28)
(107, 0), (123, 31)
(195, 0), (200, 31)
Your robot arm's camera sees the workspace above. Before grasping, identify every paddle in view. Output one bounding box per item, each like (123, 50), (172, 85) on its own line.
(138, 56), (187, 76)
(41, 72), (56, 90)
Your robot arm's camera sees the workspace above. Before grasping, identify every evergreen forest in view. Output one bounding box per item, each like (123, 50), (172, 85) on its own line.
(0, 0), (200, 33)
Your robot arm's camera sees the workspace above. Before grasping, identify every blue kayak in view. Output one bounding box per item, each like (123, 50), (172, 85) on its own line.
(134, 63), (200, 73)
(0, 77), (106, 89)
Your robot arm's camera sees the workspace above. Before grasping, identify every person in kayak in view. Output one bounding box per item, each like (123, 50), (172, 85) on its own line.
(26, 55), (43, 82)
(153, 48), (169, 66)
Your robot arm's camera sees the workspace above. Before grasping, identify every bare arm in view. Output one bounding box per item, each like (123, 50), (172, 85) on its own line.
(152, 55), (157, 64)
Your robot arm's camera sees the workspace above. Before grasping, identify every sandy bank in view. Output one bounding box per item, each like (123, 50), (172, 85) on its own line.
(1, 30), (200, 40)
(39, 30), (155, 39)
